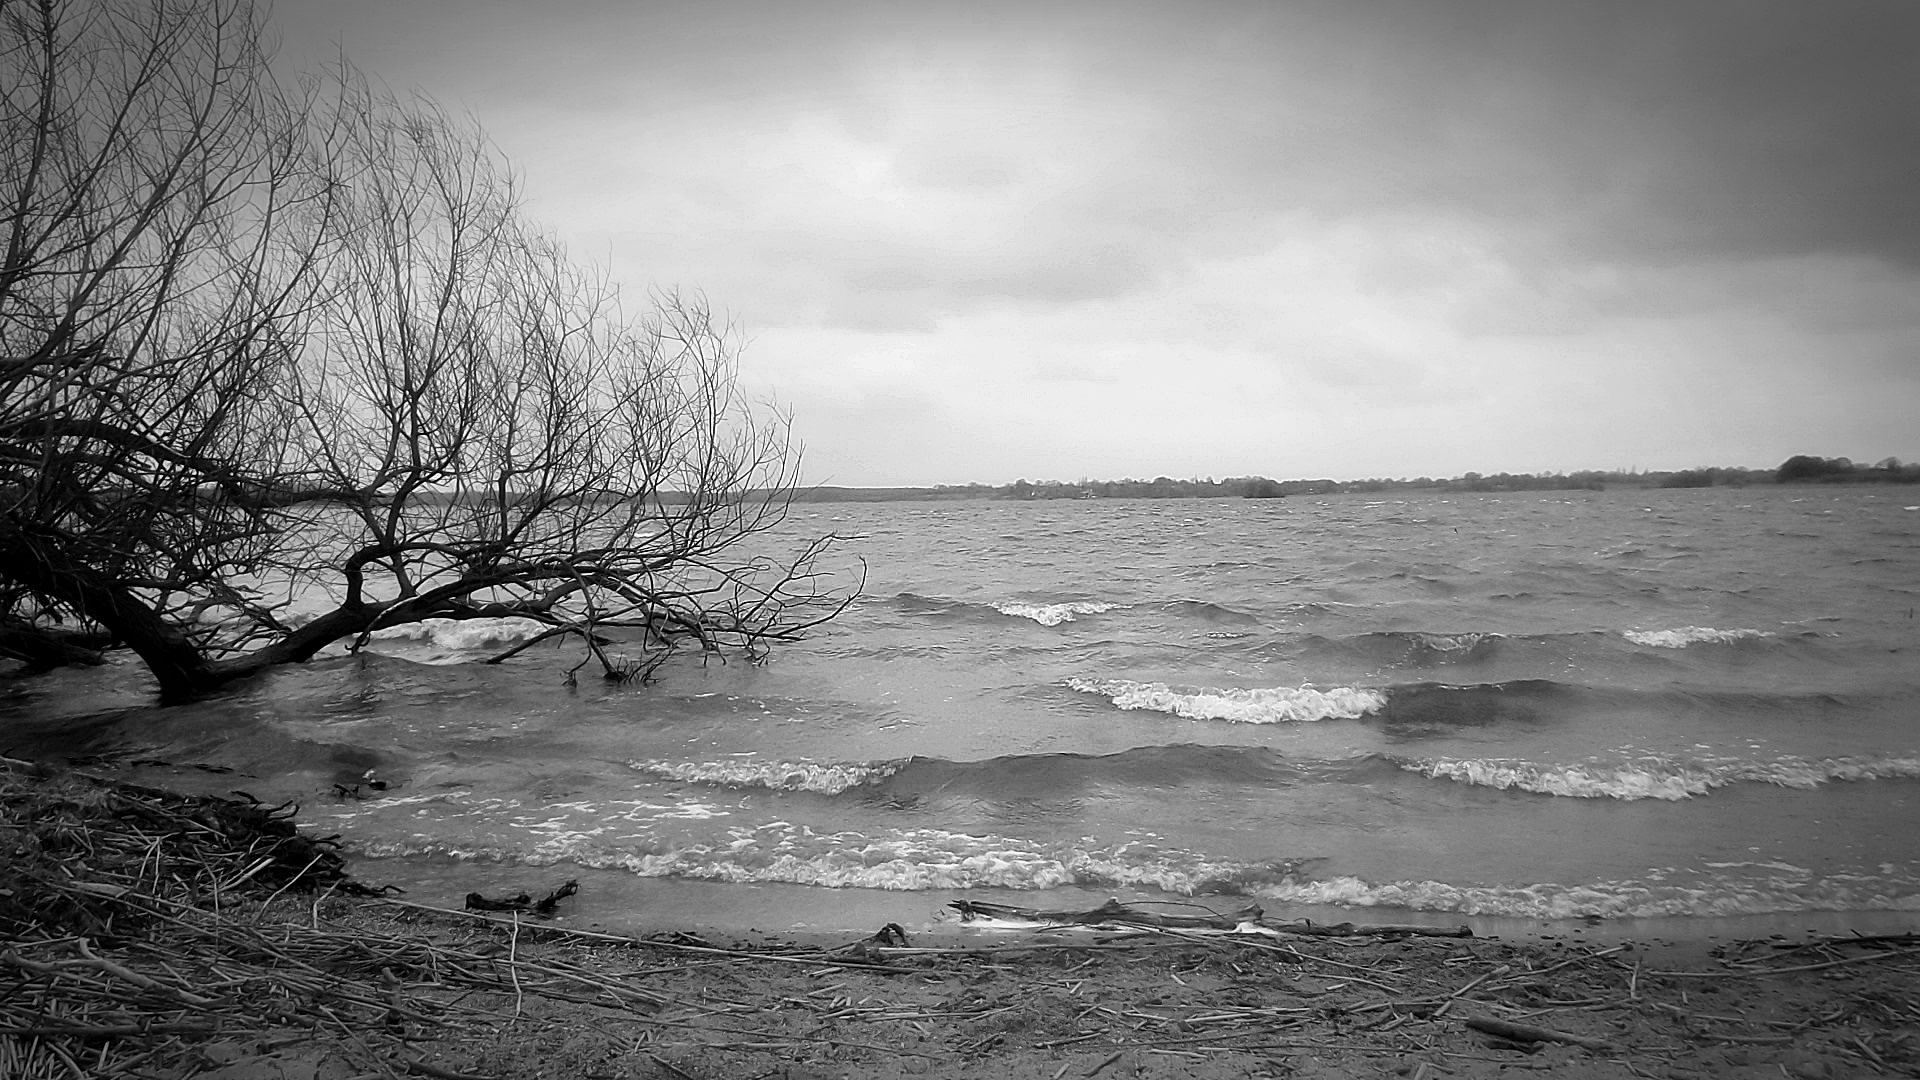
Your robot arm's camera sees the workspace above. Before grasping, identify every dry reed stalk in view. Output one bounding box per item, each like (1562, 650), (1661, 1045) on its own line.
(0, 761), (671, 1079)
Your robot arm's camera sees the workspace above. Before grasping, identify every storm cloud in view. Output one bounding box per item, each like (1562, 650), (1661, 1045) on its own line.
(277, 0), (1919, 484)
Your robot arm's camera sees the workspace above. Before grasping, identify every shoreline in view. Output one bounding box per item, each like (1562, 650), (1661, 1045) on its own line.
(8, 760), (1920, 1079)
(348, 852), (1920, 966)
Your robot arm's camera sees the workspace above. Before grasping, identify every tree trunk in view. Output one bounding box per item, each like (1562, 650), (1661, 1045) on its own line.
(206, 603), (382, 684)
(0, 523), (221, 701)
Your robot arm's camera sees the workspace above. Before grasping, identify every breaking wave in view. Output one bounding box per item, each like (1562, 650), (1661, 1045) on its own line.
(1380, 631), (1501, 653)
(629, 746), (1920, 806)
(347, 821), (1920, 919)
(627, 758), (905, 795)
(1625, 626), (1770, 648)
(352, 824), (1312, 895)
(1403, 753), (1920, 801)
(1250, 871), (1920, 920)
(892, 593), (1121, 626)
(1066, 677), (1388, 723)
(359, 616), (546, 654)
(995, 601), (1122, 626)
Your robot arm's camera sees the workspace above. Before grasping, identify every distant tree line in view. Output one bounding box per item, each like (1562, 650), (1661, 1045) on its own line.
(814, 455), (1917, 503)
(1773, 456), (1919, 484)
(973, 472), (1618, 500)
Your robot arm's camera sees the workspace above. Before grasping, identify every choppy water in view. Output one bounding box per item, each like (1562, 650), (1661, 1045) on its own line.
(8, 487), (1920, 934)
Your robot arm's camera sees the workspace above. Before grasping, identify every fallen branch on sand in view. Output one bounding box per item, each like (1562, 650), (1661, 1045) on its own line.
(464, 879), (581, 916)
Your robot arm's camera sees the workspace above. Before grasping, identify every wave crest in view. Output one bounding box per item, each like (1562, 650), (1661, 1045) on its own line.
(996, 601), (1121, 626)
(1405, 753), (1920, 800)
(1067, 678), (1387, 724)
(1405, 631), (1500, 653)
(345, 827), (1920, 919)
(628, 758), (903, 795)
(892, 593), (1123, 627)
(366, 616), (546, 652)
(1251, 874), (1920, 920)
(352, 825), (1288, 894)
(1625, 626), (1769, 648)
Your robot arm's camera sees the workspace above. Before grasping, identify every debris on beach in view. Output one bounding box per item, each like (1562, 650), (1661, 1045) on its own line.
(464, 879), (581, 916)
(465, 889), (535, 912)
(4, 756), (1918, 1080)
(950, 896), (1475, 938)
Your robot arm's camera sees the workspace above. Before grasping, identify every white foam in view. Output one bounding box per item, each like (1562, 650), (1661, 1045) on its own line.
(340, 822), (1920, 919)
(1406, 753), (1920, 800)
(629, 758), (903, 795)
(1409, 757), (1717, 800)
(1251, 873), (1920, 920)
(1068, 677), (1387, 724)
(367, 616), (547, 651)
(318, 791), (735, 844)
(997, 601), (1121, 626)
(1410, 632), (1497, 652)
(1625, 626), (1769, 648)
(534, 825), (1091, 890)
(346, 820), (1249, 895)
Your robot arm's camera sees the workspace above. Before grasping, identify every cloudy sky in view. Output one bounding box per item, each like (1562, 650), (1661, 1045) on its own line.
(276, 0), (1919, 487)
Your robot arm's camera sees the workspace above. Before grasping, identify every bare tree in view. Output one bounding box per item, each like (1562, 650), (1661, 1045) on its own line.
(1, 1), (850, 700)
(1, 0), (329, 692)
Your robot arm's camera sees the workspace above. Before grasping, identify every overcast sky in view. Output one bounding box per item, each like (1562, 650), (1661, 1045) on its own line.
(276, 0), (1920, 486)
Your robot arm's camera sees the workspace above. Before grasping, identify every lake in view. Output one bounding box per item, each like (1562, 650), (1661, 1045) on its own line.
(8, 486), (1918, 939)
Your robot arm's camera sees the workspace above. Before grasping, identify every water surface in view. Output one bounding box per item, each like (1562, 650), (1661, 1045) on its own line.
(8, 487), (1918, 936)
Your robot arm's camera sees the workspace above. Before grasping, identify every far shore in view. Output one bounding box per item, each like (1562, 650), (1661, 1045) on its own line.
(792, 469), (1920, 503)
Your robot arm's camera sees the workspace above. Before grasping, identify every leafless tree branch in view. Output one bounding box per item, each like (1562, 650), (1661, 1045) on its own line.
(0, 1), (850, 700)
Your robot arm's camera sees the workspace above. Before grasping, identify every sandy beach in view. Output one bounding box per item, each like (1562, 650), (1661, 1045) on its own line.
(4, 760), (1917, 1080)
(321, 900), (1919, 1080)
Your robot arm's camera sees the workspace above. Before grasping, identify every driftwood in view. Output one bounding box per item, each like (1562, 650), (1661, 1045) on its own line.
(465, 890), (533, 912)
(952, 897), (1262, 930)
(463, 879), (580, 916)
(949, 897), (1472, 938)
